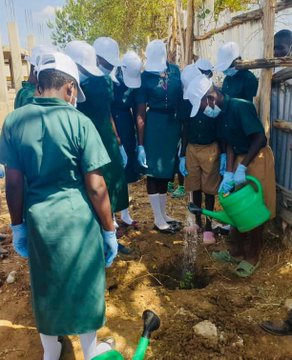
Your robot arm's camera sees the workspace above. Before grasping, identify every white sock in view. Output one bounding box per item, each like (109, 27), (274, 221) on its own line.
(121, 208), (134, 225)
(40, 333), (62, 360)
(148, 194), (169, 230)
(113, 214), (119, 229)
(159, 193), (176, 222)
(80, 332), (112, 360)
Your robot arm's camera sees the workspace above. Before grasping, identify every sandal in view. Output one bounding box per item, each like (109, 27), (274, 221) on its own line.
(153, 225), (177, 234)
(212, 250), (242, 264)
(233, 260), (260, 278)
(120, 220), (139, 230)
(203, 231), (216, 245)
(167, 220), (182, 231)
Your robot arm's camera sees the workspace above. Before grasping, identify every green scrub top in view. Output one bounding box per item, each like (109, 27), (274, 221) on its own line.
(14, 81), (36, 109)
(222, 70), (258, 102)
(217, 95), (265, 155)
(135, 63), (183, 178)
(180, 99), (217, 145)
(78, 75), (129, 212)
(0, 97), (110, 336)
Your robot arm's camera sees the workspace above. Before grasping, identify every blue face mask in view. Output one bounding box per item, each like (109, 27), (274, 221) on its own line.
(99, 64), (112, 75)
(203, 104), (221, 118)
(223, 67), (238, 77)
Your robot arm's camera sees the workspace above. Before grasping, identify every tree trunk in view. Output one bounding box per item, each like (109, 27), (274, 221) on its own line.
(185, 0), (194, 66)
(234, 57), (292, 70)
(258, 0), (276, 139)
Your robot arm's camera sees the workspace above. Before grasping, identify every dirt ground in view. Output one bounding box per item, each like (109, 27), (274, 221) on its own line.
(1, 176), (292, 360)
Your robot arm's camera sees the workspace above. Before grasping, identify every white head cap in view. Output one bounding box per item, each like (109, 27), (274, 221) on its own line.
(35, 52), (86, 103)
(93, 37), (120, 66)
(215, 42), (240, 72)
(181, 64), (202, 99)
(195, 58), (213, 71)
(121, 51), (142, 89)
(64, 40), (103, 77)
(145, 40), (167, 72)
(25, 44), (57, 66)
(184, 74), (212, 117)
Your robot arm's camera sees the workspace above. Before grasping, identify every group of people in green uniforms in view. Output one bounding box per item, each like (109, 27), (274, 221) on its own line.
(1, 30), (289, 357)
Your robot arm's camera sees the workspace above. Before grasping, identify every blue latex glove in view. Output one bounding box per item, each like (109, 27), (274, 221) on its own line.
(137, 145), (148, 168)
(179, 157), (188, 177)
(218, 171), (234, 194)
(0, 165), (5, 178)
(102, 229), (118, 267)
(234, 163), (247, 185)
(219, 153), (227, 176)
(10, 223), (28, 258)
(119, 145), (128, 168)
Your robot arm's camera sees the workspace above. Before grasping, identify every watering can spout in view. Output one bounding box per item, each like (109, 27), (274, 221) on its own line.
(188, 203), (235, 227)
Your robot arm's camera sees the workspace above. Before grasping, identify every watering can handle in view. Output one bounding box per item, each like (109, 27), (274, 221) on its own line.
(245, 175), (263, 197)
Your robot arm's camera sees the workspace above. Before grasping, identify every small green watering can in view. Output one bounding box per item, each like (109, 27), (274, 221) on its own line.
(188, 176), (270, 233)
(92, 310), (160, 360)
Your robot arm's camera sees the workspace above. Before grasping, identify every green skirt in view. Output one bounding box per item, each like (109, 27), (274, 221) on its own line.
(144, 110), (181, 179)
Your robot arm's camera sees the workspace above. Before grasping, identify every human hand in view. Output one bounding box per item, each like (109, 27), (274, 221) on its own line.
(102, 229), (118, 267)
(10, 223), (28, 258)
(234, 164), (247, 185)
(219, 153), (227, 176)
(218, 171), (234, 194)
(119, 145), (128, 168)
(179, 157), (188, 177)
(137, 145), (148, 168)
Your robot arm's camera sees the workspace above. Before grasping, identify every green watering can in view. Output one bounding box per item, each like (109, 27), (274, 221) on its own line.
(92, 310), (160, 360)
(188, 175), (271, 233)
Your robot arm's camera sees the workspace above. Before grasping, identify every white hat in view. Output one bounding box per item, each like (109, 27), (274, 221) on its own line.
(25, 44), (57, 66)
(145, 40), (167, 72)
(195, 58), (213, 71)
(36, 52), (86, 103)
(64, 40), (103, 77)
(121, 51), (142, 88)
(181, 64), (202, 99)
(93, 37), (120, 66)
(185, 74), (212, 117)
(215, 42), (240, 72)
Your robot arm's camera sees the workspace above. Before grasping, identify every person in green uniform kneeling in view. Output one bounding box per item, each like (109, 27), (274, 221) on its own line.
(136, 40), (183, 234)
(0, 52), (118, 359)
(187, 79), (276, 277)
(215, 42), (258, 102)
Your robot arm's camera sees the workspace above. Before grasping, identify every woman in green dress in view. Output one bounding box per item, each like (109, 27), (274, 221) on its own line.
(112, 51), (142, 226)
(65, 39), (129, 215)
(0, 52), (118, 359)
(136, 40), (183, 233)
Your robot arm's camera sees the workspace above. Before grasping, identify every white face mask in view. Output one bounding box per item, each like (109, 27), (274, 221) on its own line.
(98, 64), (112, 75)
(203, 104), (221, 118)
(68, 94), (77, 108)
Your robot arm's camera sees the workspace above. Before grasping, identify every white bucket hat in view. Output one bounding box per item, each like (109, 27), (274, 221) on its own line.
(93, 37), (120, 66)
(215, 42), (240, 72)
(145, 40), (167, 72)
(121, 51), (142, 88)
(35, 52), (86, 103)
(181, 64), (202, 99)
(25, 44), (57, 66)
(184, 74), (212, 117)
(64, 40), (103, 77)
(195, 58), (213, 72)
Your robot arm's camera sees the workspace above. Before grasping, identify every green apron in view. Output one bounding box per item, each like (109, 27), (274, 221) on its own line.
(135, 64), (183, 179)
(14, 81), (36, 109)
(78, 75), (129, 212)
(0, 97), (111, 335)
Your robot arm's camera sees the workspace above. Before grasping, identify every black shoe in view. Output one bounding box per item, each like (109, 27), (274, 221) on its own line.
(118, 243), (133, 255)
(167, 221), (182, 231)
(153, 224), (177, 234)
(259, 321), (292, 336)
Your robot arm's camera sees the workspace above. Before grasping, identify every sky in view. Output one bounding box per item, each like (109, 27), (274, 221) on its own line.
(0, 0), (66, 48)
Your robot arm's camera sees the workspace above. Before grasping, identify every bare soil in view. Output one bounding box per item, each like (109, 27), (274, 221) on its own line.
(1, 177), (292, 360)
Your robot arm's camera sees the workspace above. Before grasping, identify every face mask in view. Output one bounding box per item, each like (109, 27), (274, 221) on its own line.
(79, 72), (89, 84)
(203, 104), (221, 118)
(98, 64), (112, 75)
(68, 94), (77, 108)
(223, 67), (238, 77)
